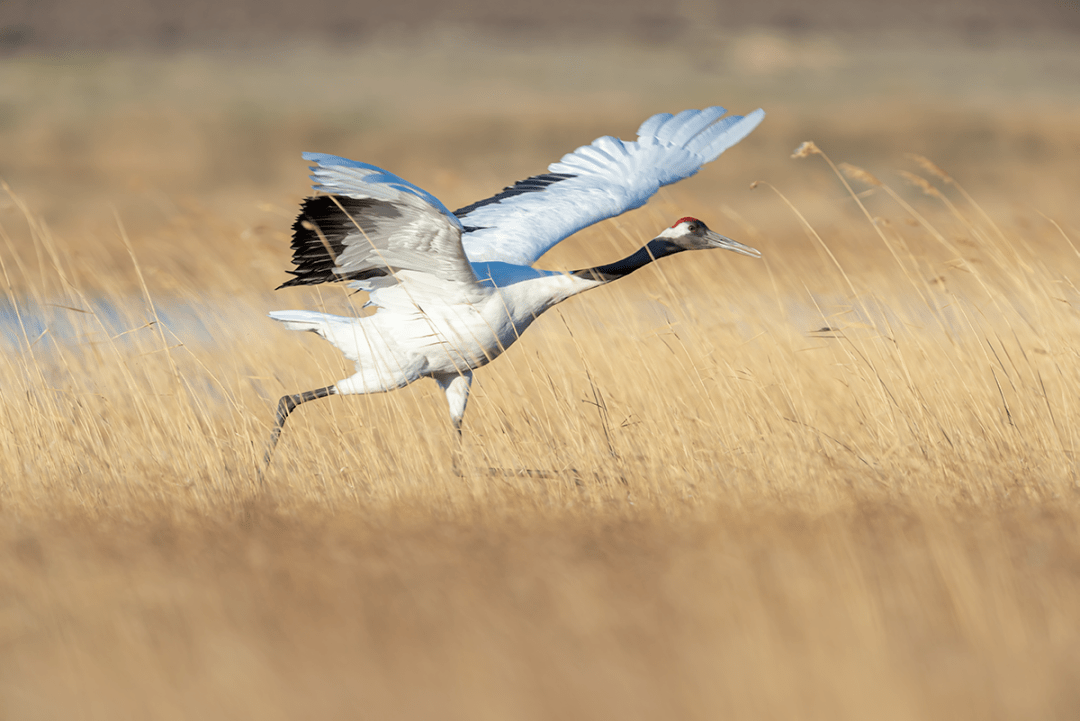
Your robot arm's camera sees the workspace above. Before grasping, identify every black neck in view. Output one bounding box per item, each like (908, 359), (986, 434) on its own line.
(571, 239), (683, 282)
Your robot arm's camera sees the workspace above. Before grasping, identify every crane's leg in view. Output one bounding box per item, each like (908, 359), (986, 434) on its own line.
(436, 370), (474, 434)
(432, 371), (576, 481)
(262, 385), (337, 472)
(435, 371), (473, 476)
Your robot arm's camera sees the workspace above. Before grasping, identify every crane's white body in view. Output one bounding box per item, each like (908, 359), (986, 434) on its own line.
(270, 106), (765, 431)
(271, 266), (593, 423)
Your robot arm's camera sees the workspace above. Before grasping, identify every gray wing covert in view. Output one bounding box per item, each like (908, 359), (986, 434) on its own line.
(279, 155), (477, 293)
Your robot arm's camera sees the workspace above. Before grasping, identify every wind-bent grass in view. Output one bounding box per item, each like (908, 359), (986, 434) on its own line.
(1, 106), (1079, 717)
(5, 152), (1077, 513)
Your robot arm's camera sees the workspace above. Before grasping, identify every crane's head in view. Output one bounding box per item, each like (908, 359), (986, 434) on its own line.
(572, 216), (761, 282)
(655, 217), (761, 258)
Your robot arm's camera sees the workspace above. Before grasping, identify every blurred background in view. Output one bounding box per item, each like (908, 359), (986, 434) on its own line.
(2, 3), (1080, 720)
(5, 0), (1079, 51)
(1, 0), (1077, 256)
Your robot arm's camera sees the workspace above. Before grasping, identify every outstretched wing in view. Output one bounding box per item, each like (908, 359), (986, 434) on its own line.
(456, 107), (765, 267)
(279, 153), (478, 299)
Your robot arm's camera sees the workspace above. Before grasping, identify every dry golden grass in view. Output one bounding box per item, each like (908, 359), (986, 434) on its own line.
(1, 35), (1080, 719)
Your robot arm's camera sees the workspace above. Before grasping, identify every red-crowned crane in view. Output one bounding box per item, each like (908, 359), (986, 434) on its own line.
(264, 106), (765, 468)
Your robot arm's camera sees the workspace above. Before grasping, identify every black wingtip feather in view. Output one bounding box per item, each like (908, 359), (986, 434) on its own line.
(276, 195), (392, 289)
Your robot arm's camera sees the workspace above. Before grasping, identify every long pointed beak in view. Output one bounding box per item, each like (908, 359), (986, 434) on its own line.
(704, 229), (762, 259)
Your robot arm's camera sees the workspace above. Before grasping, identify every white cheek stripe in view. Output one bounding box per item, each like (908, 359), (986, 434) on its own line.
(656, 224), (689, 240)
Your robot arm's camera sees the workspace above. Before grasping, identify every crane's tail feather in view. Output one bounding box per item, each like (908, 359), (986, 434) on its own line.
(269, 309), (376, 367)
(268, 310), (340, 336)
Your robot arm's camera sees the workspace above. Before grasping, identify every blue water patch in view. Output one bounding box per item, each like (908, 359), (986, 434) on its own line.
(0, 295), (244, 351)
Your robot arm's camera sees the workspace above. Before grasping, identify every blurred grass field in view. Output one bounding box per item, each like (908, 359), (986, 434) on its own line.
(1, 28), (1080, 720)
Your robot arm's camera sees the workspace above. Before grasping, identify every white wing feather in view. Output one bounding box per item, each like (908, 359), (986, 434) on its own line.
(457, 107), (765, 267)
(304, 153), (463, 231)
(295, 154), (479, 308)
